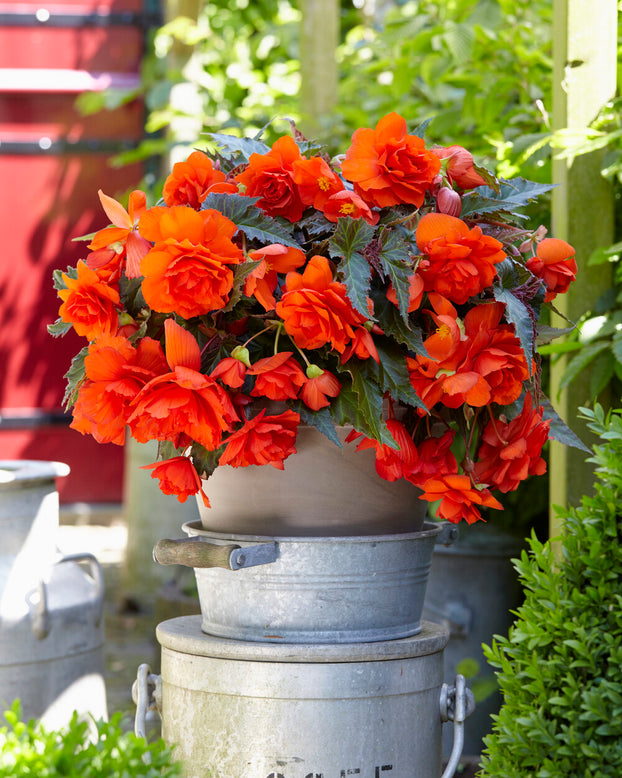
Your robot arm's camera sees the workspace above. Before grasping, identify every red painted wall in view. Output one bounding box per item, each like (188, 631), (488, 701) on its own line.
(0, 0), (151, 502)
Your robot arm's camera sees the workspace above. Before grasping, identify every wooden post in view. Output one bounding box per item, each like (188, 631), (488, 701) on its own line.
(299, 0), (339, 139)
(549, 0), (617, 535)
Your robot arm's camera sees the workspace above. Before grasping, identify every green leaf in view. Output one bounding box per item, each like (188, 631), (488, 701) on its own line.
(157, 440), (186, 461)
(190, 443), (224, 480)
(52, 265), (78, 290)
(538, 340), (583, 356)
(218, 260), (260, 314)
(459, 178), (555, 219)
(456, 657), (480, 678)
(295, 404), (342, 448)
(62, 347), (88, 409)
(493, 285), (535, 364)
(361, 342), (428, 412)
(328, 216), (375, 318)
(47, 319), (73, 338)
(588, 242), (622, 266)
(372, 290), (428, 356)
(472, 164), (500, 193)
(590, 351), (614, 398)
(471, 676), (499, 704)
(540, 397), (590, 452)
(205, 132), (270, 162)
(559, 340), (611, 392)
(611, 331), (622, 365)
(410, 118), (432, 138)
(376, 229), (413, 322)
(330, 372), (397, 449)
(535, 325), (576, 346)
(201, 192), (302, 248)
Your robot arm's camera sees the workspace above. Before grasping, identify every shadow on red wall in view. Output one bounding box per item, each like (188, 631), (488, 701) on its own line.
(0, 0), (155, 502)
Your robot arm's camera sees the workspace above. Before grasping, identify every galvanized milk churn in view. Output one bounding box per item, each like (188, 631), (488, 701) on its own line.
(135, 520), (474, 777)
(0, 460), (107, 726)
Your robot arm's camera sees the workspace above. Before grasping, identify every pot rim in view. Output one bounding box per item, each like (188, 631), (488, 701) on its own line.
(183, 519), (443, 544)
(0, 460), (70, 485)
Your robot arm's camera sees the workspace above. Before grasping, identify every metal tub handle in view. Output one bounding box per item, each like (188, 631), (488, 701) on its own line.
(439, 674), (476, 778)
(153, 537), (278, 570)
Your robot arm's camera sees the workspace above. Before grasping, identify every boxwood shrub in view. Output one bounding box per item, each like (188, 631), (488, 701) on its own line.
(479, 405), (622, 777)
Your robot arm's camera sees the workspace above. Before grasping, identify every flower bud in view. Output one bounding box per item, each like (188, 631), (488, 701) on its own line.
(306, 363), (325, 379)
(430, 174), (444, 196)
(231, 345), (251, 368)
(437, 187), (462, 217)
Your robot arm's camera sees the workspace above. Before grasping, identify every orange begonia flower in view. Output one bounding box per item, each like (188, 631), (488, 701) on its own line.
(138, 206), (244, 318)
(322, 190), (379, 226)
(419, 474), (503, 524)
(416, 213), (506, 305)
(248, 352), (306, 401)
(58, 260), (121, 341)
(244, 244), (306, 311)
(210, 357), (248, 389)
(235, 135), (305, 222)
(163, 150), (238, 209)
(407, 296), (529, 410)
(70, 335), (168, 445)
(219, 408), (300, 469)
(463, 302), (530, 406)
(350, 419), (418, 482)
(340, 112), (441, 209)
(299, 367), (341, 410)
(340, 326), (380, 364)
(275, 255), (365, 353)
(474, 394), (550, 493)
(431, 145), (487, 190)
(142, 456), (211, 507)
(406, 429), (458, 488)
(407, 295), (479, 410)
(127, 319), (238, 450)
(526, 238), (577, 302)
(87, 190), (151, 279)
(292, 156), (344, 209)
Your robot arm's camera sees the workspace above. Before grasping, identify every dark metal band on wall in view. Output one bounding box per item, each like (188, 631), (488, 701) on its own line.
(0, 138), (141, 155)
(0, 10), (161, 28)
(0, 410), (72, 429)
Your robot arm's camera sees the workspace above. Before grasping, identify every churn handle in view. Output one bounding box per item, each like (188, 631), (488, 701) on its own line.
(56, 552), (105, 626)
(132, 663), (162, 745)
(439, 674), (476, 778)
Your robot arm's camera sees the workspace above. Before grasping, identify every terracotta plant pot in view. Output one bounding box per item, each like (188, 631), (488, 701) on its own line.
(197, 425), (426, 537)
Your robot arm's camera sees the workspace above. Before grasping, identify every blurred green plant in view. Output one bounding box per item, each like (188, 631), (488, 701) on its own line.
(78, 1), (554, 183)
(334, 0), (554, 184)
(0, 702), (181, 777)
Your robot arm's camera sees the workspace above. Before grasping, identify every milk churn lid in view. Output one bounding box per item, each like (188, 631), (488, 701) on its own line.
(0, 460), (70, 489)
(156, 615), (449, 663)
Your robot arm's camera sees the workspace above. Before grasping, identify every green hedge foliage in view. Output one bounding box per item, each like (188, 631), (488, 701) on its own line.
(0, 703), (182, 777)
(479, 404), (622, 777)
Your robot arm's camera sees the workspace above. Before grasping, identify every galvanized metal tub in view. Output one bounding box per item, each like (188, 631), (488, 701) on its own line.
(150, 615), (454, 778)
(154, 521), (446, 644)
